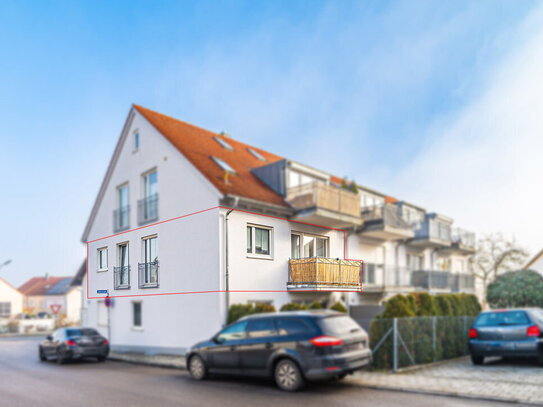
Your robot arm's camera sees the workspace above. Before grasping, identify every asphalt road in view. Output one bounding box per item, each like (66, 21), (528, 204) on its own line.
(0, 336), (526, 407)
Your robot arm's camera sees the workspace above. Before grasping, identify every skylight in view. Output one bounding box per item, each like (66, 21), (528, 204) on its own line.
(211, 156), (236, 174)
(214, 136), (234, 151)
(248, 148), (266, 161)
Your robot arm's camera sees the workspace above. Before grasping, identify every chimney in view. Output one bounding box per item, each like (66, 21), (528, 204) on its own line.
(220, 131), (230, 138)
(45, 273), (49, 280)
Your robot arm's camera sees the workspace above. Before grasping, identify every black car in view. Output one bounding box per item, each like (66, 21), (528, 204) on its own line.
(469, 308), (543, 365)
(186, 310), (372, 391)
(39, 327), (110, 364)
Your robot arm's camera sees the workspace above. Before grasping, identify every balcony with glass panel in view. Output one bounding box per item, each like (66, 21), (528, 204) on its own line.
(138, 194), (159, 225)
(359, 204), (414, 240)
(113, 206), (130, 233)
(449, 228), (476, 254)
(408, 213), (452, 248)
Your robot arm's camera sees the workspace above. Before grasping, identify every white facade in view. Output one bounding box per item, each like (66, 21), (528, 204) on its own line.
(0, 278), (23, 319)
(81, 106), (477, 354)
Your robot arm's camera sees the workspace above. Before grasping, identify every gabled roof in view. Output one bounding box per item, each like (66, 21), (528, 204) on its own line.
(0, 276), (22, 295)
(133, 105), (289, 208)
(19, 276), (73, 296)
(525, 248), (543, 270)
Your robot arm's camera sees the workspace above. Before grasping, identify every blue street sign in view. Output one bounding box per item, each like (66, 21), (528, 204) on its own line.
(97, 290), (108, 294)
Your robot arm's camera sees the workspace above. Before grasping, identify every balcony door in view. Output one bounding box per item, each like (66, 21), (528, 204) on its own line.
(291, 232), (328, 259)
(141, 170), (158, 222)
(118, 184), (129, 229)
(141, 236), (158, 286)
(118, 243), (129, 286)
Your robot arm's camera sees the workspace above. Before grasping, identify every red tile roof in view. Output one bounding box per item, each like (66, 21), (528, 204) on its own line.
(18, 277), (73, 296)
(133, 105), (289, 207)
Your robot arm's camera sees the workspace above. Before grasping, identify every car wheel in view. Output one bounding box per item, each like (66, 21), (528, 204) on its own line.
(56, 349), (66, 365)
(188, 355), (207, 380)
(471, 354), (484, 365)
(274, 359), (304, 392)
(39, 347), (46, 362)
(538, 354), (543, 367)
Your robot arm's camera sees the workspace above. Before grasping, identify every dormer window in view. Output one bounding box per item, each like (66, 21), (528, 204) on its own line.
(211, 156), (236, 174)
(248, 148), (266, 161)
(214, 136), (233, 151)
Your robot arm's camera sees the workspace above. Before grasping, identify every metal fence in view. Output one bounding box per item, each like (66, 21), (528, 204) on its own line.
(368, 316), (475, 371)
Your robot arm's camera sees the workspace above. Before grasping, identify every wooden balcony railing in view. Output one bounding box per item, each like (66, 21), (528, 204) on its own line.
(287, 257), (362, 290)
(286, 182), (360, 218)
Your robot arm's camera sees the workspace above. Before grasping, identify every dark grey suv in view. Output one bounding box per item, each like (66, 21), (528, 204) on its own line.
(186, 310), (372, 391)
(469, 308), (543, 365)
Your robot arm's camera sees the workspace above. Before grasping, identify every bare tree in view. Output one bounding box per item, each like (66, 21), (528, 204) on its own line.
(470, 233), (528, 309)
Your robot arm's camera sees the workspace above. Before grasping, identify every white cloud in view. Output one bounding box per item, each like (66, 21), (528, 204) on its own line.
(387, 4), (543, 253)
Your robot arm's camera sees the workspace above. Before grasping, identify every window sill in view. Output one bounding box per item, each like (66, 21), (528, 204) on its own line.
(246, 254), (274, 261)
(131, 326), (143, 332)
(97, 269), (108, 273)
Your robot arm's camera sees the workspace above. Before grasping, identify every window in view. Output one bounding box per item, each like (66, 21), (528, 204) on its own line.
(407, 254), (423, 271)
(290, 232), (328, 259)
(247, 225), (272, 257)
(133, 302), (142, 328)
(116, 183), (129, 231)
(97, 248), (108, 272)
(0, 302), (11, 317)
(246, 319), (277, 338)
(474, 311), (530, 327)
(139, 236), (158, 288)
(217, 320), (248, 342)
(211, 156), (236, 174)
(114, 243), (130, 289)
(248, 148), (266, 161)
(140, 170), (158, 224)
(276, 318), (312, 336)
(143, 170), (157, 199)
(214, 136), (234, 151)
(134, 132), (140, 151)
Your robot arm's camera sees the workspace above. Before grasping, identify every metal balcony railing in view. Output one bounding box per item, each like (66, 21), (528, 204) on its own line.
(411, 270), (451, 290)
(286, 182), (360, 218)
(451, 273), (476, 292)
(412, 219), (451, 243)
(138, 261), (159, 288)
(287, 257), (362, 289)
(113, 206), (130, 233)
(113, 265), (130, 290)
(360, 204), (412, 230)
(138, 194), (158, 225)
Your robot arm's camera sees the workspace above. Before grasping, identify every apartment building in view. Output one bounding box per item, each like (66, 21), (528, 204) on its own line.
(81, 104), (476, 354)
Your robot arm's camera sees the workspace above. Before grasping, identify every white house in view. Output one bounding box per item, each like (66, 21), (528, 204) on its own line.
(0, 277), (23, 319)
(81, 104), (476, 354)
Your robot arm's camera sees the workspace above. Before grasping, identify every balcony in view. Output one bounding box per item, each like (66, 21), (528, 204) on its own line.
(451, 273), (476, 292)
(113, 265), (130, 290)
(286, 182), (362, 228)
(138, 194), (159, 225)
(411, 270), (451, 290)
(450, 228), (476, 254)
(287, 258), (362, 291)
(138, 261), (159, 288)
(409, 216), (452, 248)
(113, 206), (130, 233)
(360, 204), (414, 240)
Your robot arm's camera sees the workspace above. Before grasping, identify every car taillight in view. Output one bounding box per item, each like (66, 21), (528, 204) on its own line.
(103, 339), (109, 345)
(527, 325), (541, 337)
(66, 340), (76, 346)
(469, 328), (478, 339)
(310, 336), (343, 347)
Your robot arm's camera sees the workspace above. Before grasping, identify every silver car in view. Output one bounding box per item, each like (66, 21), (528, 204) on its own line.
(468, 308), (543, 365)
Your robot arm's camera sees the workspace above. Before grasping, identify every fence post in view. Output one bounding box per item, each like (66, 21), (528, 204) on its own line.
(393, 318), (398, 373)
(432, 316), (436, 362)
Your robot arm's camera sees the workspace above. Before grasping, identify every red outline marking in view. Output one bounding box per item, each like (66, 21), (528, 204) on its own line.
(86, 206), (364, 299)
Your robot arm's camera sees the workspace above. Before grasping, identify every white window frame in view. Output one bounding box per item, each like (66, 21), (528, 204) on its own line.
(133, 129), (140, 153)
(132, 301), (143, 330)
(142, 168), (158, 199)
(97, 247), (108, 272)
(290, 231), (329, 259)
(246, 224), (273, 260)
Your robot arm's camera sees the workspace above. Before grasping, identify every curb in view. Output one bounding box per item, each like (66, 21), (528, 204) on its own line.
(348, 381), (543, 406)
(107, 354), (186, 370)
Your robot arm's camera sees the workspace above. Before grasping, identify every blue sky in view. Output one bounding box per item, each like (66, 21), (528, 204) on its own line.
(1, 0), (541, 286)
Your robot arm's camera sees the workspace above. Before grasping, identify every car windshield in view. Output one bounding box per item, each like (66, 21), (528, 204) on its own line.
(474, 311), (530, 327)
(318, 315), (362, 336)
(66, 328), (100, 337)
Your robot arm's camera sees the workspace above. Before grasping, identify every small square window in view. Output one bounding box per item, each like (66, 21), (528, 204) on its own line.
(133, 302), (142, 327)
(97, 248), (108, 272)
(247, 225), (272, 258)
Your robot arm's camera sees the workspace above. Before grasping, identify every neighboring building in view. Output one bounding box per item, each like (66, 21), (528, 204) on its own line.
(525, 249), (543, 275)
(0, 277), (23, 319)
(81, 104), (476, 354)
(19, 276), (82, 323)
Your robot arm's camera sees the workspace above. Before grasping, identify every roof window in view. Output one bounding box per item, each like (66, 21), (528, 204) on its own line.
(214, 136), (234, 151)
(248, 148), (266, 161)
(211, 156), (236, 174)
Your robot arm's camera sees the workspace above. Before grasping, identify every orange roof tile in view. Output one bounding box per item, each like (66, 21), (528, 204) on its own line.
(133, 105), (289, 207)
(19, 276), (72, 296)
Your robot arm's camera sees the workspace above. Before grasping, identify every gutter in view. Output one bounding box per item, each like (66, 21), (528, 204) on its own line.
(224, 197), (239, 326)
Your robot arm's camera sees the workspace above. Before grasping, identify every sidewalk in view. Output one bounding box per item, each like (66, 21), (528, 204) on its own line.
(348, 356), (543, 406)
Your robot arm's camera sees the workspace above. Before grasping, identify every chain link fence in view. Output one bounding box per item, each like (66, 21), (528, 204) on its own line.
(368, 316), (475, 371)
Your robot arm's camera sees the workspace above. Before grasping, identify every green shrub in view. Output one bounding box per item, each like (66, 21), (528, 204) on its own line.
(227, 303), (276, 324)
(280, 302), (307, 311)
(253, 303), (276, 314)
(434, 294), (452, 316)
(308, 301), (323, 310)
(487, 270), (543, 309)
(382, 294), (415, 318)
(329, 301), (348, 313)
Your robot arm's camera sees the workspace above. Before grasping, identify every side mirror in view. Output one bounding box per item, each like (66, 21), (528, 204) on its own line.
(213, 335), (224, 344)
(46, 335), (53, 341)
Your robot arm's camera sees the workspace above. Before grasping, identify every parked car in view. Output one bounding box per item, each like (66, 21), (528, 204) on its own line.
(468, 308), (543, 366)
(186, 310), (372, 391)
(39, 327), (110, 364)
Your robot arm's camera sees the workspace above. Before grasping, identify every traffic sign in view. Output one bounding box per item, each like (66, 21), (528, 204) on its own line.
(97, 289), (108, 294)
(105, 297), (112, 308)
(50, 304), (61, 315)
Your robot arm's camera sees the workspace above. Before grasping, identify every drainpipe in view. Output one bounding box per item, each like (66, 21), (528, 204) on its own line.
(224, 198), (238, 326)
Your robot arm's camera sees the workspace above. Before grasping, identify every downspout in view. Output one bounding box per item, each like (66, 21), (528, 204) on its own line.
(224, 197), (238, 326)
